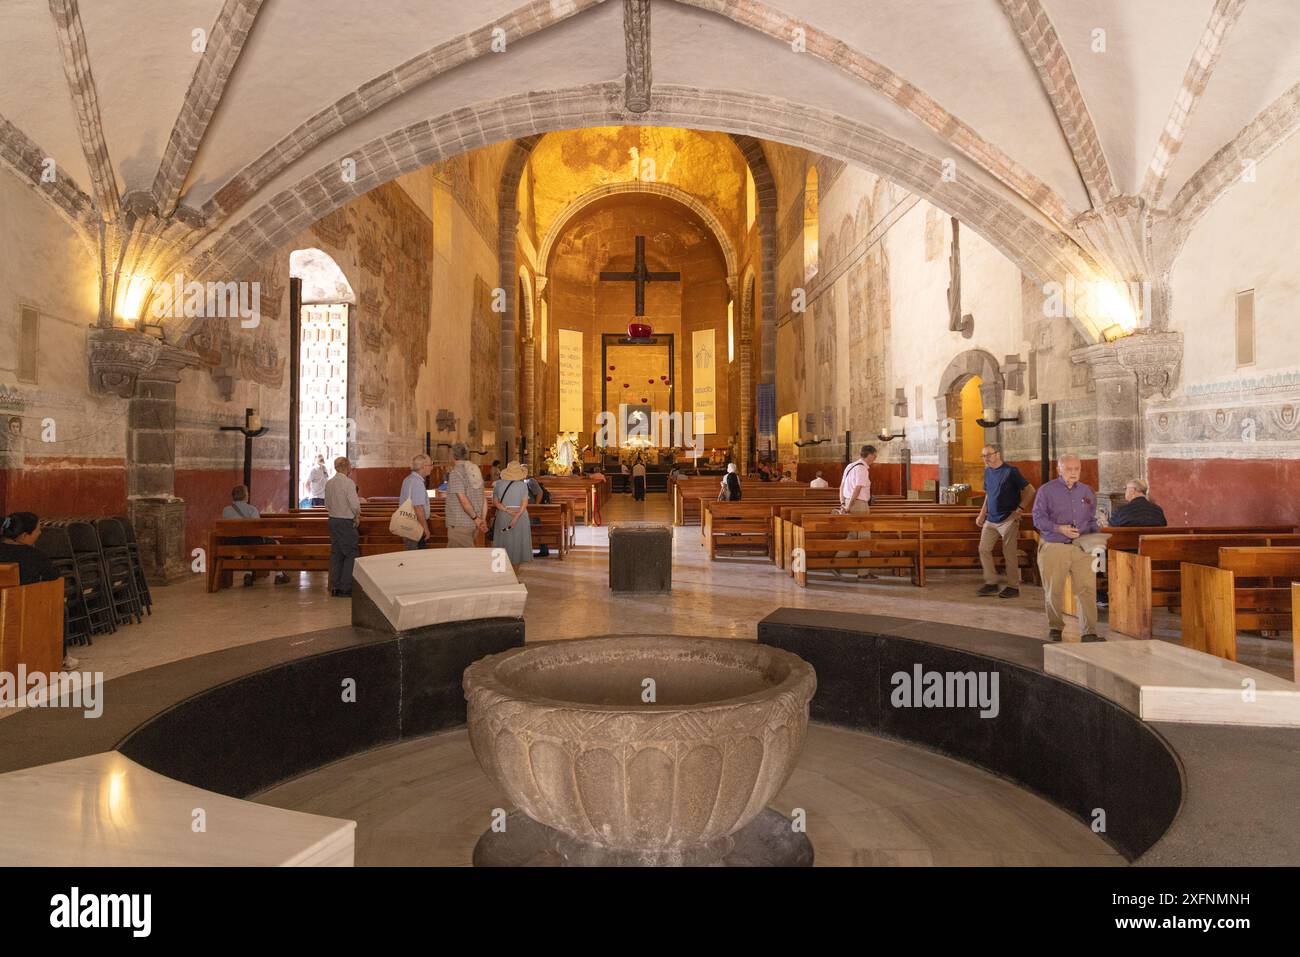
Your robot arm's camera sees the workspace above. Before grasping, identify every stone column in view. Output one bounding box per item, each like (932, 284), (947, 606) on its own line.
(1072, 342), (1138, 509)
(88, 328), (198, 584)
(1072, 331), (1183, 509)
(498, 209), (520, 462)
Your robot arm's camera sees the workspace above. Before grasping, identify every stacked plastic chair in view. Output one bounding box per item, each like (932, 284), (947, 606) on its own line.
(65, 521), (118, 636)
(116, 515), (153, 616)
(94, 518), (144, 625)
(35, 524), (95, 647)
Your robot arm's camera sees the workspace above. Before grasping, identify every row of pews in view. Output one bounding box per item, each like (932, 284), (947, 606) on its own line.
(206, 497), (578, 592)
(1102, 526), (1300, 669)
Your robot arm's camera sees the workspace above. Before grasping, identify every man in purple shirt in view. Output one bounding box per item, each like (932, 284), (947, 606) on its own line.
(1031, 453), (1103, 642)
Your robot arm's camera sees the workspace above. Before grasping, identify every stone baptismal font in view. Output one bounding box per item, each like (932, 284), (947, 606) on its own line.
(464, 635), (817, 866)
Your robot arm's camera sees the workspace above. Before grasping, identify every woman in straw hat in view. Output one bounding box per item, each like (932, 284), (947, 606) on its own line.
(492, 461), (533, 570)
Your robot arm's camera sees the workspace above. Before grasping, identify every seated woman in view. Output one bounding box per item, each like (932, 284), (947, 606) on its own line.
(492, 462), (533, 571)
(0, 512), (59, 584)
(0, 512), (77, 669)
(719, 463), (742, 501)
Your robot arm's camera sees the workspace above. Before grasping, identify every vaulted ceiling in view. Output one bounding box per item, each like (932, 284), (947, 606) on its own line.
(3, 0), (1298, 333)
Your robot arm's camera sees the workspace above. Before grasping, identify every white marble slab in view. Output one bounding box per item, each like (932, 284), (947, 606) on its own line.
(0, 752), (355, 866)
(1044, 639), (1300, 727)
(352, 548), (527, 632)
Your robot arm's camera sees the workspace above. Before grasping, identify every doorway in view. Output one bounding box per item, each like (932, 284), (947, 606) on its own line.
(289, 248), (355, 504)
(948, 374), (986, 492)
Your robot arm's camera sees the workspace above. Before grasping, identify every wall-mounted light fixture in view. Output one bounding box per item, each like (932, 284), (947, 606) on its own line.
(975, 408), (1022, 429)
(877, 426), (906, 442)
(794, 433), (831, 448)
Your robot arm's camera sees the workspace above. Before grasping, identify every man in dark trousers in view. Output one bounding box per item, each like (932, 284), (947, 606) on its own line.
(1108, 478), (1168, 527)
(975, 444), (1034, 598)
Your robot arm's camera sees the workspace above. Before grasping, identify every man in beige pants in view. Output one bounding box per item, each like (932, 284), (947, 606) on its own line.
(975, 444), (1034, 599)
(835, 445), (877, 579)
(1031, 453), (1103, 641)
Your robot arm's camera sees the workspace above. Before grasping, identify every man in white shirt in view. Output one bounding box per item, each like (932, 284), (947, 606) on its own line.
(325, 457), (362, 596)
(399, 454), (434, 550)
(632, 459), (647, 501)
(222, 485), (290, 587)
(810, 470), (829, 488)
(836, 445), (878, 578)
(306, 454), (328, 506)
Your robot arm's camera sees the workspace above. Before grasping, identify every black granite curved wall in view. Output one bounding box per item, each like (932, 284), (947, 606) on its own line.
(117, 618), (524, 798)
(758, 611), (1183, 861)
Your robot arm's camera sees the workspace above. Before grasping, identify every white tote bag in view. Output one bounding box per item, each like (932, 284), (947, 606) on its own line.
(389, 497), (425, 541)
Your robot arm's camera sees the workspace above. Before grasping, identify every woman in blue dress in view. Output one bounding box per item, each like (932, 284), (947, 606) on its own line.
(492, 462), (533, 570)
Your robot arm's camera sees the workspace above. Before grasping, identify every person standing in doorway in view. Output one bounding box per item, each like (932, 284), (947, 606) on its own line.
(445, 443), (487, 548)
(1031, 452), (1103, 642)
(975, 444), (1034, 598)
(325, 457), (361, 597)
(400, 454), (434, 550)
(306, 454), (328, 507)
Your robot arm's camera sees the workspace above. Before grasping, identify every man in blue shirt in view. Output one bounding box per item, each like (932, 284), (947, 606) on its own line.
(1031, 452), (1103, 642)
(975, 444), (1034, 598)
(399, 454), (434, 550)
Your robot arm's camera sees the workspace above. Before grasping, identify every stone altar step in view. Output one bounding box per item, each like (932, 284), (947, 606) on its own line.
(351, 548), (527, 633)
(0, 752), (355, 865)
(1044, 639), (1300, 727)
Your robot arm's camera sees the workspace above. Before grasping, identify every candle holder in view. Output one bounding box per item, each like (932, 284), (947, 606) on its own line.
(877, 428), (906, 442)
(793, 435), (830, 448)
(975, 410), (1022, 429)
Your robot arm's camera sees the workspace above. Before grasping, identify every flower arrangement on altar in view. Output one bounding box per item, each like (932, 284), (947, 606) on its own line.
(543, 432), (582, 475)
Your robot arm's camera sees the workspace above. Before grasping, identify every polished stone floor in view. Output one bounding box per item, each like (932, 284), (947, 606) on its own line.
(52, 491), (1292, 684)
(255, 723), (1124, 867)
(29, 490), (1287, 866)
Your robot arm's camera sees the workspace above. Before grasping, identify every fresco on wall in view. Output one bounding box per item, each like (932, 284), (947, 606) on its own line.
(470, 275), (498, 442)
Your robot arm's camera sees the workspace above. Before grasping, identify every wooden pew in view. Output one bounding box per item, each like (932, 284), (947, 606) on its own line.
(0, 568), (64, 678)
(777, 505), (982, 574)
(1180, 547), (1300, 661)
(792, 515), (924, 585)
(208, 516), (418, 592)
(1110, 533), (1300, 639)
(702, 502), (793, 559)
(524, 503), (568, 559)
(788, 512), (1033, 587)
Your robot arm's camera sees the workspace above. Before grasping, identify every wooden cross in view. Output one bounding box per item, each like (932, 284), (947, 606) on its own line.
(599, 235), (680, 316)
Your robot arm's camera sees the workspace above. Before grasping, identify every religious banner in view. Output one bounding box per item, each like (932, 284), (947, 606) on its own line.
(559, 329), (584, 433)
(692, 328), (715, 434)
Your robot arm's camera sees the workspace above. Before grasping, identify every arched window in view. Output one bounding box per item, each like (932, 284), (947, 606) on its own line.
(727, 299), (735, 363)
(803, 167), (819, 282)
(745, 167), (757, 231)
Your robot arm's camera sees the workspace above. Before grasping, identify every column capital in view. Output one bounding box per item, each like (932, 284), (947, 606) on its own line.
(1115, 330), (1183, 399)
(87, 327), (199, 398)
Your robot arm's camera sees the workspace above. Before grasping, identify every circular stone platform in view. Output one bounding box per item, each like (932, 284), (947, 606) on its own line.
(473, 808), (813, 867)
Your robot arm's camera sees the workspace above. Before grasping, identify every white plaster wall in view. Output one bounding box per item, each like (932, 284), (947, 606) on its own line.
(0, 168), (125, 460)
(1170, 128), (1300, 390)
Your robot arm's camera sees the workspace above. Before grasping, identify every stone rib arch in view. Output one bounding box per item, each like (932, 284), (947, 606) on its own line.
(177, 84), (1115, 453)
(537, 181), (738, 279)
